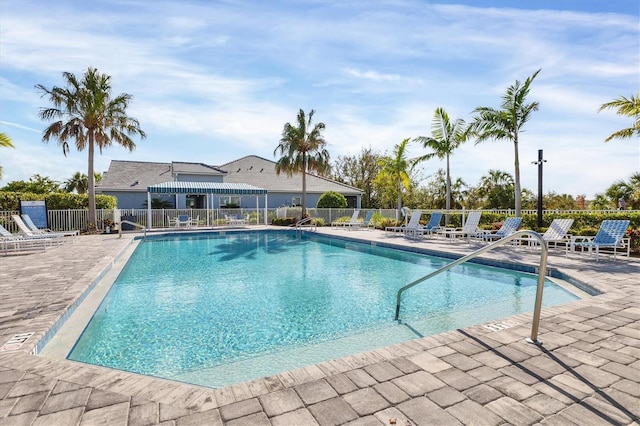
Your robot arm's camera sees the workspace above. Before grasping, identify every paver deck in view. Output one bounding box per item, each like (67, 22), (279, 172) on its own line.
(0, 227), (638, 425)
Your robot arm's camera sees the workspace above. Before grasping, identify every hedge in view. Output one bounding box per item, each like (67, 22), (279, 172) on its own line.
(0, 191), (117, 210)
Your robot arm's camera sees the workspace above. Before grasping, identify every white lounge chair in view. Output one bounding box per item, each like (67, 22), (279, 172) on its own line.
(12, 215), (65, 244)
(3, 222), (60, 252)
(21, 214), (79, 237)
(385, 210), (422, 236)
(478, 217), (522, 243)
(332, 210), (361, 229)
(518, 218), (574, 250)
(568, 219), (630, 261)
(439, 211), (482, 242)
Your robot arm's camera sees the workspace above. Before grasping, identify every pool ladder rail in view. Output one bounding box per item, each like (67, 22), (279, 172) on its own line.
(394, 230), (548, 345)
(118, 220), (148, 241)
(294, 217), (317, 232)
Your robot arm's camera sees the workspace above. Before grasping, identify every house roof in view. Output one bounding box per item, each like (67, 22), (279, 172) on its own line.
(148, 181), (266, 195)
(171, 162), (226, 176)
(97, 156), (363, 195)
(218, 156), (363, 194)
(97, 160), (173, 192)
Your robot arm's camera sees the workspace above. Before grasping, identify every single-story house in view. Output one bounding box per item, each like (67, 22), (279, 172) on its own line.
(96, 155), (363, 209)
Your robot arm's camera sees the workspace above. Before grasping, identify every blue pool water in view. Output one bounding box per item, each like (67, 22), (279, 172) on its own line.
(68, 231), (579, 387)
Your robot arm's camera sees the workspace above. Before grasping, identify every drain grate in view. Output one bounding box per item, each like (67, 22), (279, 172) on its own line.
(1, 332), (34, 352)
(483, 321), (515, 332)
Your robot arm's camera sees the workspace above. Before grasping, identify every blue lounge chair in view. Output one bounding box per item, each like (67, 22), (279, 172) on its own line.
(569, 220), (630, 260)
(407, 212), (443, 239)
(480, 217), (522, 242)
(21, 214), (79, 237)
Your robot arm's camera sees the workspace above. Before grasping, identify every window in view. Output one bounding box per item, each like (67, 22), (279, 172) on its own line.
(220, 196), (241, 208)
(292, 197), (301, 207)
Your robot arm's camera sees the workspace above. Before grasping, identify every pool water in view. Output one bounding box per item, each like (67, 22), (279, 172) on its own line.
(68, 231), (579, 387)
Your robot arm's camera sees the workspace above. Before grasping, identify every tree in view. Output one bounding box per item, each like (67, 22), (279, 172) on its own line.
(0, 132), (14, 180)
(1, 174), (62, 193)
(376, 138), (414, 218)
(414, 107), (468, 222)
(604, 172), (640, 209)
(469, 69), (541, 216)
(36, 67), (146, 231)
(598, 92), (640, 142)
(65, 172), (88, 194)
(316, 191), (347, 208)
(332, 147), (382, 208)
(476, 169), (515, 209)
(417, 168), (467, 209)
(274, 109), (330, 217)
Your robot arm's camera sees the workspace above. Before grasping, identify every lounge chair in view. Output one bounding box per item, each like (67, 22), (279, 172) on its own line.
(360, 211), (375, 230)
(439, 211), (482, 242)
(21, 214), (79, 237)
(385, 210), (422, 236)
(407, 212), (443, 239)
(479, 217), (522, 243)
(517, 218), (574, 250)
(568, 219), (630, 261)
(332, 210), (361, 229)
(12, 215), (65, 244)
(1, 223), (57, 253)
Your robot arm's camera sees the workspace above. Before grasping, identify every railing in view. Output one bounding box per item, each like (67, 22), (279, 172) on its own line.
(118, 220), (147, 241)
(294, 216), (316, 231)
(394, 230), (549, 345)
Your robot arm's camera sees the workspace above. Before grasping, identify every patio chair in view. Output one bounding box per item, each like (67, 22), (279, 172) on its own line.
(2, 222), (59, 252)
(360, 211), (375, 230)
(331, 210), (360, 229)
(12, 215), (65, 244)
(568, 219), (630, 261)
(175, 215), (191, 228)
(517, 218), (574, 250)
(478, 217), (522, 243)
(407, 211), (443, 239)
(385, 210), (422, 236)
(21, 214), (79, 237)
(439, 211), (482, 242)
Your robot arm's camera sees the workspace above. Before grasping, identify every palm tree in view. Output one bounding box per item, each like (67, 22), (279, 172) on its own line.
(36, 67), (146, 231)
(377, 138), (414, 219)
(274, 109), (330, 218)
(65, 172), (88, 194)
(597, 92), (640, 142)
(469, 69), (541, 217)
(414, 107), (468, 223)
(477, 169), (515, 209)
(0, 132), (15, 180)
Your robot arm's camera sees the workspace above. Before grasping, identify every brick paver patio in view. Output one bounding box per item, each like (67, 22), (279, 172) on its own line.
(0, 227), (638, 425)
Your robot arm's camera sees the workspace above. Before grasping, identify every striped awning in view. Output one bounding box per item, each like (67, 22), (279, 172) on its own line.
(148, 182), (267, 195)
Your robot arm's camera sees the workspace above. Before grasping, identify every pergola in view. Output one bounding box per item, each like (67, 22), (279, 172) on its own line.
(146, 181), (268, 227)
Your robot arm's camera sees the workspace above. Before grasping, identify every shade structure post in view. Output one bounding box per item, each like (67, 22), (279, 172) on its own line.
(147, 192), (152, 230)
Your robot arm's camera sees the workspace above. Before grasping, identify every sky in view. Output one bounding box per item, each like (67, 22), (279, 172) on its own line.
(0, 0), (638, 198)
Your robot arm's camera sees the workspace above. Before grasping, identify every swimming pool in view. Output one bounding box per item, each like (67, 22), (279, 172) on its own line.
(67, 230), (579, 387)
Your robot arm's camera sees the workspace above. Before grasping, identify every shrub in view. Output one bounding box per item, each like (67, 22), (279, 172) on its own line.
(316, 191), (347, 208)
(0, 191), (117, 210)
(271, 217), (297, 226)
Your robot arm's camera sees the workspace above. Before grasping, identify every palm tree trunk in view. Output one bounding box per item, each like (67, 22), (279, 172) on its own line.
(445, 154), (451, 225)
(513, 138), (521, 217)
(301, 159), (307, 218)
(87, 131), (97, 232)
(397, 178), (402, 221)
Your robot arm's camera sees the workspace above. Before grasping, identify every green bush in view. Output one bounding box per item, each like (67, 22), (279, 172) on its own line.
(271, 217), (297, 226)
(0, 191), (117, 210)
(316, 191), (348, 208)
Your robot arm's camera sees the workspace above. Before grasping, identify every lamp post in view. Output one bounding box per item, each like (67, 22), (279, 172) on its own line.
(531, 149), (546, 228)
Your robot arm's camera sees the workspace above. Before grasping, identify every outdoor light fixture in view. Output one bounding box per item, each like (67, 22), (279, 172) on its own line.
(531, 149), (547, 228)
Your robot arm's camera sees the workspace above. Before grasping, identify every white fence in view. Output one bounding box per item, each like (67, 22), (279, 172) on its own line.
(0, 208), (635, 234)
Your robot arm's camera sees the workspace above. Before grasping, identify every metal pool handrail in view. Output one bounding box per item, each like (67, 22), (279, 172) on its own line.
(118, 220), (147, 241)
(294, 217), (316, 231)
(394, 230), (549, 345)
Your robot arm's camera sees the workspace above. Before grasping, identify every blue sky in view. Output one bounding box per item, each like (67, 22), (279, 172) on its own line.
(0, 0), (638, 198)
